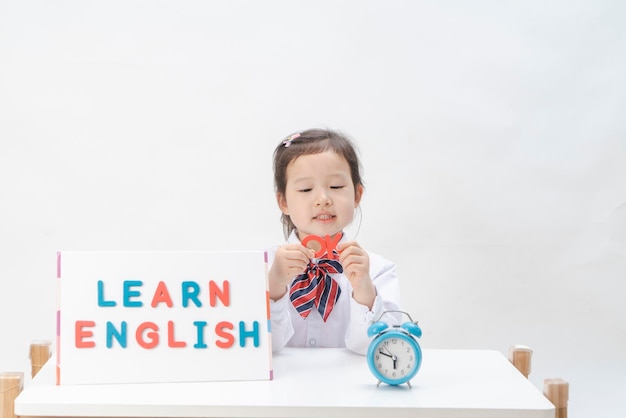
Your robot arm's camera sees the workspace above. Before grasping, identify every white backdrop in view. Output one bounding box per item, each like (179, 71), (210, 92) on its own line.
(1, 1), (625, 416)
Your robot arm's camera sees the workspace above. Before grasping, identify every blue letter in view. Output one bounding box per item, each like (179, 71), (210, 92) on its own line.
(106, 321), (127, 348)
(239, 321), (260, 348)
(182, 281), (201, 307)
(123, 280), (143, 307)
(97, 280), (116, 307)
(193, 321), (208, 348)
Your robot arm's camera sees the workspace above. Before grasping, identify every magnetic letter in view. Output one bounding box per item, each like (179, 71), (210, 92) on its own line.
(151, 281), (173, 308)
(167, 320), (186, 348)
(75, 320), (96, 348)
(106, 321), (128, 348)
(123, 280), (143, 307)
(301, 234), (340, 259)
(323, 234), (341, 259)
(193, 321), (208, 348)
(215, 321), (235, 348)
(209, 280), (230, 307)
(239, 321), (260, 348)
(182, 281), (201, 307)
(136, 321), (159, 348)
(302, 235), (325, 258)
(97, 280), (116, 307)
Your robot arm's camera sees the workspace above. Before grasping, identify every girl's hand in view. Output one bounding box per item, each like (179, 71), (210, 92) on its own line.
(337, 241), (376, 309)
(269, 244), (315, 301)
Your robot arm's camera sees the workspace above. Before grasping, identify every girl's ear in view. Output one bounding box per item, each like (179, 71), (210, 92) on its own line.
(277, 192), (289, 214)
(354, 184), (364, 207)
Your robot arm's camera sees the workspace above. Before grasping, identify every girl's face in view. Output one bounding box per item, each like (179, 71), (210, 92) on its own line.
(277, 150), (363, 241)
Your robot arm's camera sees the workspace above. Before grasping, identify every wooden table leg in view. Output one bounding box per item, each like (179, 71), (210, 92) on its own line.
(30, 340), (52, 378)
(509, 344), (533, 378)
(0, 372), (24, 418)
(544, 378), (569, 418)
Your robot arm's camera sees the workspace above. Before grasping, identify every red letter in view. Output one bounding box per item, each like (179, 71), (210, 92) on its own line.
(215, 321), (235, 348)
(301, 235), (325, 258)
(151, 281), (173, 308)
(302, 234), (340, 259)
(324, 234), (341, 259)
(136, 322), (159, 348)
(209, 280), (230, 307)
(75, 320), (96, 348)
(167, 321), (186, 347)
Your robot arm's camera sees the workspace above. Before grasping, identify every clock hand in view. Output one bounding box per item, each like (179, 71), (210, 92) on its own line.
(381, 345), (394, 356)
(379, 347), (398, 369)
(378, 349), (393, 358)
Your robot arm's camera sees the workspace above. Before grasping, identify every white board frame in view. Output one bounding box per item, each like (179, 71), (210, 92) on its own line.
(57, 251), (272, 385)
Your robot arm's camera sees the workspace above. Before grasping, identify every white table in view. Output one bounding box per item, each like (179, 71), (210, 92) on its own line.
(15, 348), (555, 418)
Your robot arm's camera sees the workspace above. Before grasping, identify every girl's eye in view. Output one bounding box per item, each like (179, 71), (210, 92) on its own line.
(330, 186), (345, 190)
(299, 188), (312, 193)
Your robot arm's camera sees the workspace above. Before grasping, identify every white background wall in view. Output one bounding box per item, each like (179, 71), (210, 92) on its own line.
(1, 1), (625, 416)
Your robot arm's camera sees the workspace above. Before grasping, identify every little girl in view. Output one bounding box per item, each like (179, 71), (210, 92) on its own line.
(268, 128), (401, 355)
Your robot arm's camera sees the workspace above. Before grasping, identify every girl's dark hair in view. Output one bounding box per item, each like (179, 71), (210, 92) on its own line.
(272, 128), (364, 238)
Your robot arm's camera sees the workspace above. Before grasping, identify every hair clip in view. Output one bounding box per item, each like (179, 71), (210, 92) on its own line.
(282, 133), (301, 148)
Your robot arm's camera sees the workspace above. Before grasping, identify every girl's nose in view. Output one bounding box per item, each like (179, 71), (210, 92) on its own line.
(315, 191), (331, 206)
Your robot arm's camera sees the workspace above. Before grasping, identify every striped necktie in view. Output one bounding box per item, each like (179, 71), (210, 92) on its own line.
(289, 256), (343, 322)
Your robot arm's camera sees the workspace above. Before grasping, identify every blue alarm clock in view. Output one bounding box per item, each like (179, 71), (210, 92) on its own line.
(367, 310), (422, 387)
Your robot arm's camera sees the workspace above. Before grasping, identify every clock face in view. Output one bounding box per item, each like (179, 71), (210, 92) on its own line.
(368, 331), (421, 385)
